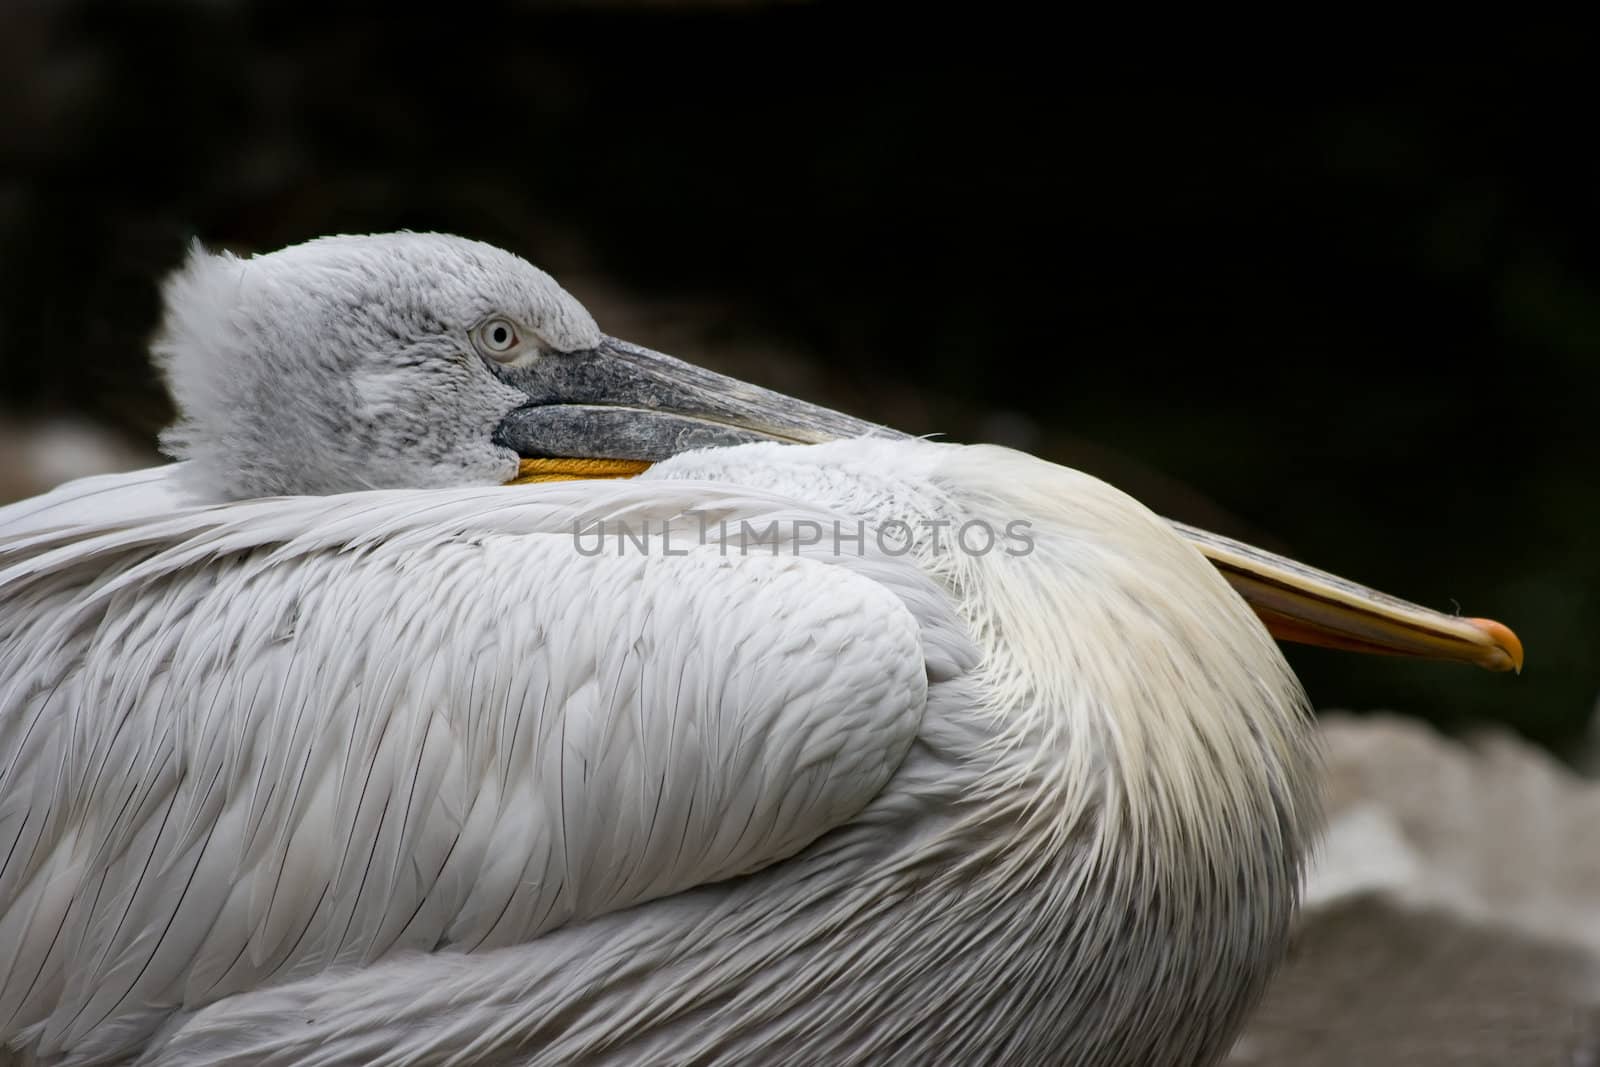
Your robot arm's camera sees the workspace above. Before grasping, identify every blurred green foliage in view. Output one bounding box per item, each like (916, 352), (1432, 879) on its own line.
(1, 7), (1594, 751)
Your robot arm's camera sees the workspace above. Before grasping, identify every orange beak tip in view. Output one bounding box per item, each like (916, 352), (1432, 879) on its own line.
(1465, 617), (1525, 674)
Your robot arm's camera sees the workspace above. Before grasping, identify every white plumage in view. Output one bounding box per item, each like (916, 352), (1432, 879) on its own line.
(0, 233), (1509, 1065)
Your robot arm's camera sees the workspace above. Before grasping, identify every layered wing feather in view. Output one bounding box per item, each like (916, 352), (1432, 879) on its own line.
(0, 471), (944, 1063)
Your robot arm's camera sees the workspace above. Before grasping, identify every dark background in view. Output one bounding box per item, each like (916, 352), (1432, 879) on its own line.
(2, 6), (1594, 752)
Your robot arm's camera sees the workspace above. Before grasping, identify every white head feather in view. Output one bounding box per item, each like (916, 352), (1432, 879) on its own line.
(152, 232), (602, 498)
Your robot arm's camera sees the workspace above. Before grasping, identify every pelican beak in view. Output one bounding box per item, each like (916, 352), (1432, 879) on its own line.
(492, 336), (894, 470)
(1176, 521), (1523, 672)
(490, 338), (1523, 672)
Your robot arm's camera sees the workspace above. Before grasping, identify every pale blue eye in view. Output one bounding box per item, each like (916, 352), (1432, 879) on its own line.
(477, 318), (520, 359)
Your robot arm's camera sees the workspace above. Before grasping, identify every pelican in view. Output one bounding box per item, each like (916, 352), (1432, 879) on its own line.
(0, 233), (1521, 1067)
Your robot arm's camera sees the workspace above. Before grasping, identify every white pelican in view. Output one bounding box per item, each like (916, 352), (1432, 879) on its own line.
(0, 234), (1521, 1066)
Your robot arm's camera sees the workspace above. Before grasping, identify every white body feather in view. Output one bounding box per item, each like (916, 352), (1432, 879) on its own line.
(0, 438), (1318, 1067)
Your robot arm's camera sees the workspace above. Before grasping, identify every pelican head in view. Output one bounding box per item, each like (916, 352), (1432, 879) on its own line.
(155, 232), (883, 500)
(153, 231), (1521, 677)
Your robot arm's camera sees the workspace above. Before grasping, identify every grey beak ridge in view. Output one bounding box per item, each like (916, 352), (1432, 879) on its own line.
(491, 336), (900, 462)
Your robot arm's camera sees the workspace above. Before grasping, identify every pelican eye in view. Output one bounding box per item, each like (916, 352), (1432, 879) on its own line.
(473, 317), (523, 362)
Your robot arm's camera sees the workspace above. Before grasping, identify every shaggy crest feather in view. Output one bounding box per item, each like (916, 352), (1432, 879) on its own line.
(151, 233), (601, 500)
